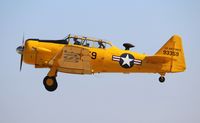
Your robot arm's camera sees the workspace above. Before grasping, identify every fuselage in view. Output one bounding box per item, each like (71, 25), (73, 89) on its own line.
(22, 39), (169, 74)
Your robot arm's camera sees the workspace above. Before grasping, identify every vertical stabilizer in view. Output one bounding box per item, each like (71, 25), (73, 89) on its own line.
(155, 35), (186, 72)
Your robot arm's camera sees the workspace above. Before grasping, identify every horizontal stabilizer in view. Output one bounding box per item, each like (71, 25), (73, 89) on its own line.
(144, 55), (174, 64)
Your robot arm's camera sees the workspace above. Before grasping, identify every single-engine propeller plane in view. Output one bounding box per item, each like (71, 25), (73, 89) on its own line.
(16, 34), (186, 91)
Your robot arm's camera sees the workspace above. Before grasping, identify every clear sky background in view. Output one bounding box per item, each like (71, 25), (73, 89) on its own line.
(0, 0), (200, 123)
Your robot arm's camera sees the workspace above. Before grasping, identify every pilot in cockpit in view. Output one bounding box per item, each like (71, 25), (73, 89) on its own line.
(73, 36), (81, 45)
(98, 41), (105, 48)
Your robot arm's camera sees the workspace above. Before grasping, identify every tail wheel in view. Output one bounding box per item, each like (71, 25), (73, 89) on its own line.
(159, 76), (165, 83)
(43, 76), (58, 92)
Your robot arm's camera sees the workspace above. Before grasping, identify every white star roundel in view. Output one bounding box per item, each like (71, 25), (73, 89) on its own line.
(112, 53), (142, 69)
(119, 53), (134, 68)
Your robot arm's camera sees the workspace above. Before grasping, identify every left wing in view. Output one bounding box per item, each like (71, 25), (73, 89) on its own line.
(49, 45), (91, 74)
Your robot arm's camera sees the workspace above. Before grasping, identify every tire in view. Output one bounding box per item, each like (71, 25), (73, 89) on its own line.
(159, 76), (165, 83)
(43, 76), (58, 92)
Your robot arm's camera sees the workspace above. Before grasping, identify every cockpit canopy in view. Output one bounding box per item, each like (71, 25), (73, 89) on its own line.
(65, 34), (112, 49)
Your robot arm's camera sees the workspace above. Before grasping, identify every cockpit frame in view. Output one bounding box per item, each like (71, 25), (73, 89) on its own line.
(65, 34), (112, 49)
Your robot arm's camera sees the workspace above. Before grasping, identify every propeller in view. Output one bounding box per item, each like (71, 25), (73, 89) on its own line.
(19, 49), (23, 71)
(16, 35), (25, 71)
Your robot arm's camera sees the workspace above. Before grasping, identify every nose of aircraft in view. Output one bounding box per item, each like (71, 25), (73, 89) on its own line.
(16, 46), (24, 55)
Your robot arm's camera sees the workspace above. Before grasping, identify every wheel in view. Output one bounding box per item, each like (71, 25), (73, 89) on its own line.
(159, 76), (165, 83)
(43, 76), (58, 92)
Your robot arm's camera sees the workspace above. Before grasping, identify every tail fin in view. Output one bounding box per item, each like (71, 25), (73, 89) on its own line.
(155, 35), (186, 72)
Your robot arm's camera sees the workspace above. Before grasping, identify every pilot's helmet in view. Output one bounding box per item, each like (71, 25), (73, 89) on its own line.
(74, 35), (78, 41)
(98, 40), (103, 43)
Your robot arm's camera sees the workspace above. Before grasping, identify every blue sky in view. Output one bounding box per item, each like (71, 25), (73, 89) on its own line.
(0, 0), (200, 123)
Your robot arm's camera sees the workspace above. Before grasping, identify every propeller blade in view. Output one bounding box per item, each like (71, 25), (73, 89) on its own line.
(20, 34), (25, 71)
(20, 54), (23, 71)
(22, 33), (25, 45)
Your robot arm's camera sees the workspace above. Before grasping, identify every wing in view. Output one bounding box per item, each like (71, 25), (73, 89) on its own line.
(49, 45), (92, 74)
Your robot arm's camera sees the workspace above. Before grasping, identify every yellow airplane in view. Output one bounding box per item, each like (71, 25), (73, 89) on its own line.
(16, 34), (186, 92)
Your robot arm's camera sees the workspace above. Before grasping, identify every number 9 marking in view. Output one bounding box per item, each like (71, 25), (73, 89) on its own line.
(91, 52), (97, 59)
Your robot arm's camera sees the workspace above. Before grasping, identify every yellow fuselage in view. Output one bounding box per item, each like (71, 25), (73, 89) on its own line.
(23, 40), (172, 74)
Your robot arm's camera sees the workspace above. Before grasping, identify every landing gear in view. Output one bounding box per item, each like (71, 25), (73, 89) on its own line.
(159, 76), (165, 83)
(43, 76), (58, 91)
(158, 73), (166, 83)
(43, 67), (58, 92)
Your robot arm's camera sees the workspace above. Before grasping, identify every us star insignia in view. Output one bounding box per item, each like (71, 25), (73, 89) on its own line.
(112, 53), (142, 68)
